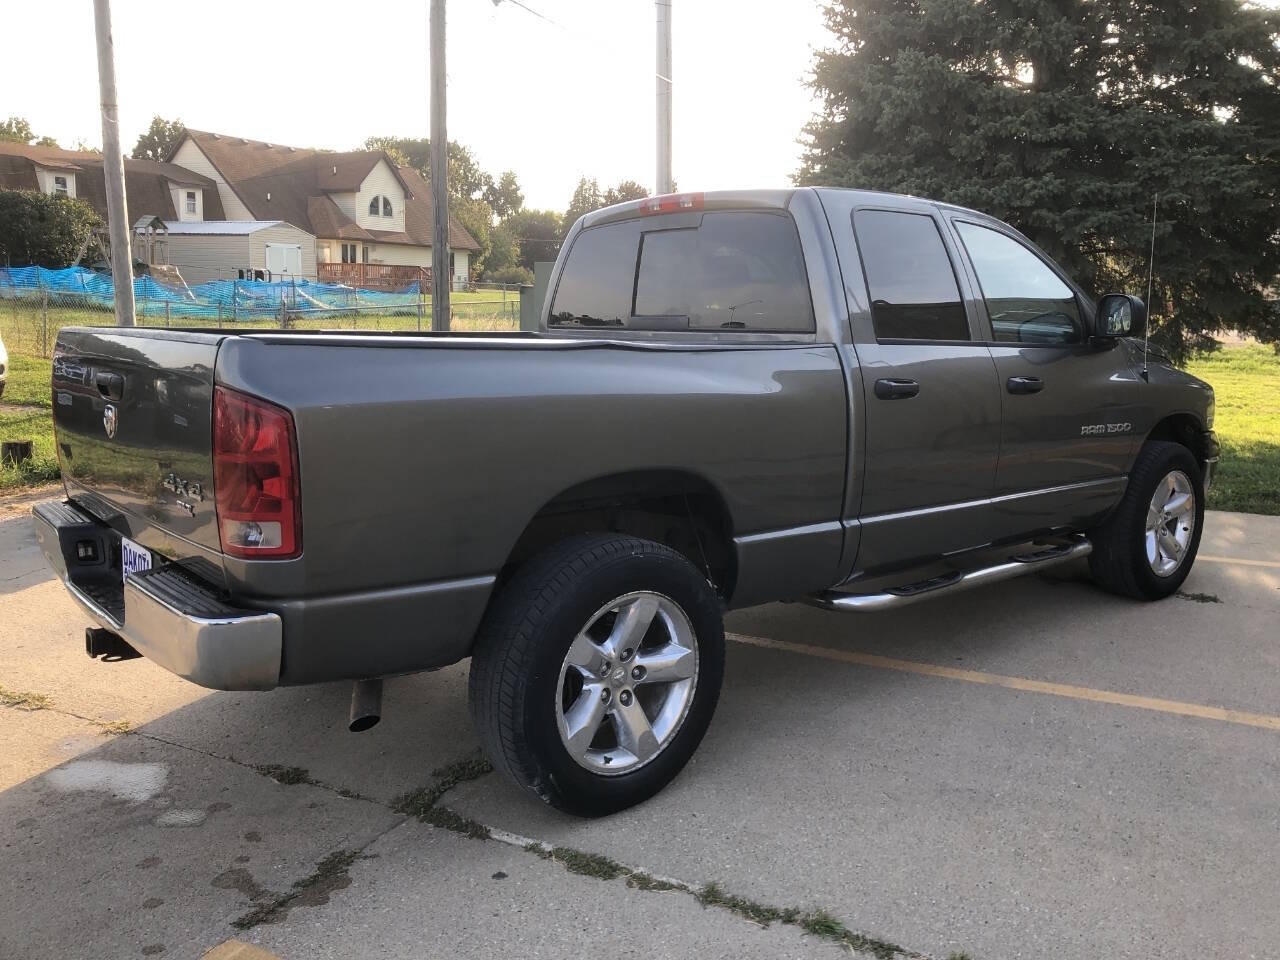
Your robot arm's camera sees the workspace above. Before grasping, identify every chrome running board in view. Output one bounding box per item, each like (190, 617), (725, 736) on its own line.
(808, 539), (1092, 613)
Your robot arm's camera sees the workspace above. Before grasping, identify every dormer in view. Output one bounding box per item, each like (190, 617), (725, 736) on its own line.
(35, 166), (76, 198)
(169, 181), (204, 221)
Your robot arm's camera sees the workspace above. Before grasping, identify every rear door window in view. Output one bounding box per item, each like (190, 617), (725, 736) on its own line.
(550, 210), (814, 333)
(853, 210), (970, 341)
(954, 221), (1082, 344)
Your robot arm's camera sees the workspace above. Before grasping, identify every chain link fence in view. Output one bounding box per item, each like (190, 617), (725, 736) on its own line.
(0, 265), (522, 358)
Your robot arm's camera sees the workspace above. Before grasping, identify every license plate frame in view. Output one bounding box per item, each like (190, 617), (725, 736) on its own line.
(121, 536), (153, 581)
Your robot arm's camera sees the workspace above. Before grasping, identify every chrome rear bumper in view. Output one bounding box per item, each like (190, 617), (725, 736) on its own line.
(32, 500), (281, 690)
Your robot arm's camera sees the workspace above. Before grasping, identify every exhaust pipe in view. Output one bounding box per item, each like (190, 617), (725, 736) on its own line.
(348, 678), (383, 732)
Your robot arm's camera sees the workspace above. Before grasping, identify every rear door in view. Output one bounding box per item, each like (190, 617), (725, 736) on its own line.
(842, 204), (1002, 571)
(945, 217), (1140, 535)
(52, 328), (224, 564)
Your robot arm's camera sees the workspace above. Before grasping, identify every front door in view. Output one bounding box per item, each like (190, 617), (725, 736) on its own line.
(945, 217), (1140, 537)
(846, 205), (1002, 572)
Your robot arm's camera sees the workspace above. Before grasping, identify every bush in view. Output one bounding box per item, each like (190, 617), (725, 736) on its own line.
(0, 190), (101, 268)
(483, 264), (534, 286)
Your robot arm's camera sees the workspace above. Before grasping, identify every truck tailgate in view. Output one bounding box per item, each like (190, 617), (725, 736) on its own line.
(52, 327), (224, 557)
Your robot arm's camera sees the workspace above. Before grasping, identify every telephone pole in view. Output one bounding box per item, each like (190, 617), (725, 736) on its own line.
(430, 0), (450, 331)
(655, 0), (673, 195)
(92, 0), (135, 327)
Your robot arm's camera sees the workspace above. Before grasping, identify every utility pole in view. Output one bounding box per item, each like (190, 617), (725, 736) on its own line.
(655, 0), (673, 195)
(430, 0), (450, 332)
(92, 0), (135, 327)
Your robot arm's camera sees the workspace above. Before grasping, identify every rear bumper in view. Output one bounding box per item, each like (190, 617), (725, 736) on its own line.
(33, 500), (282, 690)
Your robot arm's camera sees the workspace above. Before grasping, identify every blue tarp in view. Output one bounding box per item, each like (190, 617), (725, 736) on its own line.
(0, 265), (422, 320)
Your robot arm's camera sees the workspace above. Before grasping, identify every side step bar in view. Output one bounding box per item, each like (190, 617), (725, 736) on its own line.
(808, 539), (1092, 613)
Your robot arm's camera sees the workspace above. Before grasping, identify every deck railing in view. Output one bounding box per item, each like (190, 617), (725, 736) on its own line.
(317, 262), (431, 291)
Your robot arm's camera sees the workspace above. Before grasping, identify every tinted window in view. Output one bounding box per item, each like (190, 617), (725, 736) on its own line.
(549, 221), (642, 327)
(551, 211), (813, 333)
(955, 222), (1081, 344)
(854, 210), (969, 341)
(634, 212), (814, 331)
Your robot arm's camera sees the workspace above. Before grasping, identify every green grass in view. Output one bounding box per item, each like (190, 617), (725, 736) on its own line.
(1185, 345), (1280, 515)
(3, 354), (53, 407)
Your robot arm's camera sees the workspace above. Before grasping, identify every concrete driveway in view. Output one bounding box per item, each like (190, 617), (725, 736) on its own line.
(2, 495), (1277, 960)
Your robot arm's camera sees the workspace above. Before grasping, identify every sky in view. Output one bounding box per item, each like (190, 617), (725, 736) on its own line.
(0, 0), (830, 211)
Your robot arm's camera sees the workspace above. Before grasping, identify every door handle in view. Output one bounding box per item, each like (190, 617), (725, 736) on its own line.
(95, 370), (124, 401)
(874, 378), (920, 400)
(1006, 376), (1044, 395)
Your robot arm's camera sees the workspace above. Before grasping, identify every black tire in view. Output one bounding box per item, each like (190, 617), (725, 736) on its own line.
(1089, 441), (1205, 600)
(468, 534), (725, 817)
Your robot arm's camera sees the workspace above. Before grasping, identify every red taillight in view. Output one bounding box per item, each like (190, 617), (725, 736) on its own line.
(213, 386), (301, 559)
(635, 192), (704, 215)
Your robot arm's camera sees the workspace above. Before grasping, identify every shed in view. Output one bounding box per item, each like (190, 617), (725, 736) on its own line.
(161, 220), (317, 284)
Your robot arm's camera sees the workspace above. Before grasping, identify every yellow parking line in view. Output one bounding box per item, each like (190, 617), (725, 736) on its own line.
(727, 632), (1280, 732)
(1198, 554), (1280, 569)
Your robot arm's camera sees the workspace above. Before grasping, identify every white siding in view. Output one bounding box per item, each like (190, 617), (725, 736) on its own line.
(169, 183), (203, 221)
(172, 138), (254, 220)
(165, 234), (252, 284)
(249, 224), (317, 278)
(362, 244), (469, 287)
(354, 159), (406, 232)
(36, 168), (75, 198)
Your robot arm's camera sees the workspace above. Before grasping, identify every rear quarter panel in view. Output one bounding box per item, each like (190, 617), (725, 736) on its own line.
(215, 336), (849, 605)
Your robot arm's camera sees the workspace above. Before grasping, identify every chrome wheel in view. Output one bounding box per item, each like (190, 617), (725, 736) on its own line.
(1145, 469), (1196, 577)
(555, 591), (699, 776)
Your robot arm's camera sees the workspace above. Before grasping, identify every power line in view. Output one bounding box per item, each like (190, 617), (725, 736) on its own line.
(490, 0), (564, 29)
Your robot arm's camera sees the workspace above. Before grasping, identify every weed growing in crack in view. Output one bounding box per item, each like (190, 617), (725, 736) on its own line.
(0, 685), (53, 711)
(392, 752), (494, 839)
(254, 765), (317, 786)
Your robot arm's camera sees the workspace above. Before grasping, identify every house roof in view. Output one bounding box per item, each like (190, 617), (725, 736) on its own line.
(172, 129), (479, 251)
(160, 220), (296, 236)
(394, 165), (481, 251)
(0, 141), (225, 222)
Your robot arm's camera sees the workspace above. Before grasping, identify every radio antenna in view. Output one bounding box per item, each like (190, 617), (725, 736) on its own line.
(1142, 193), (1157, 382)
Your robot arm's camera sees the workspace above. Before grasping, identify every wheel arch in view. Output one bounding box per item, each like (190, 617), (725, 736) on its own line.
(1142, 412), (1213, 471)
(498, 469), (737, 600)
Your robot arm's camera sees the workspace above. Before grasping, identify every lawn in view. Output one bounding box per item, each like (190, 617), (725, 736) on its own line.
(0, 355), (57, 490)
(1, 340), (1276, 512)
(1185, 344), (1280, 515)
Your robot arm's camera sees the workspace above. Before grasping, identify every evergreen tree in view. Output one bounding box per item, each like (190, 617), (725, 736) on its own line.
(798, 0), (1280, 359)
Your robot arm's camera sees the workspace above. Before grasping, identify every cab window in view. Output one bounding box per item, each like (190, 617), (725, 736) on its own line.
(853, 210), (970, 341)
(954, 221), (1082, 345)
(550, 211), (814, 333)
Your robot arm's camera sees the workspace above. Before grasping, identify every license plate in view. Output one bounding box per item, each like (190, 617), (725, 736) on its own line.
(121, 537), (153, 580)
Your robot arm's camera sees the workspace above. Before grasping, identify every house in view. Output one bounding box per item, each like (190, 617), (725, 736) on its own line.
(169, 130), (480, 290)
(0, 141), (225, 229)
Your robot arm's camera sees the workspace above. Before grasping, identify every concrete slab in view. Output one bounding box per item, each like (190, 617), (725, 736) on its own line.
(247, 820), (846, 960)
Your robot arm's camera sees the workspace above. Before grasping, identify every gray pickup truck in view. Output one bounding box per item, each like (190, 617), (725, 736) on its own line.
(35, 188), (1217, 815)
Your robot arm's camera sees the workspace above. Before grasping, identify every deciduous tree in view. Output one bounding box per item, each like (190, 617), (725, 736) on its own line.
(131, 116), (184, 161)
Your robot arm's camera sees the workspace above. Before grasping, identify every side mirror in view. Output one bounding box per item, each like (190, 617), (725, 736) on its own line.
(1095, 293), (1147, 338)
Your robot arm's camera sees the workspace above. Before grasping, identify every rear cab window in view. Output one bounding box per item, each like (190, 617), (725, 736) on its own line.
(852, 209), (970, 342)
(550, 210), (815, 334)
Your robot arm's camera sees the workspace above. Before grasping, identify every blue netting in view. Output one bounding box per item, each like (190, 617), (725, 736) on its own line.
(0, 265), (423, 321)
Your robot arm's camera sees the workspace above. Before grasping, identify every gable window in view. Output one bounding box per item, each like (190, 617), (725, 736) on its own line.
(382, 196), (392, 217)
(185, 190), (197, 214)
(53, 175), (68, 197)
(369, 196), (380, 216)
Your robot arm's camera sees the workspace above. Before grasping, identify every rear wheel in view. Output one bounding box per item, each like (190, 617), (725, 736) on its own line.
(468, 534), (724, 817)
(1089, 441), (1204, 600)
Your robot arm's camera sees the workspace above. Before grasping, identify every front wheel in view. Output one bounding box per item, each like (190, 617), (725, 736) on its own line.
(1089, 440), (1205, 600)
(468, 534), (725, 817)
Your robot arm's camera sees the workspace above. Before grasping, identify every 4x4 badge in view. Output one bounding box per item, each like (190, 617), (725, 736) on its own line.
(102, 403), (118, 439)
